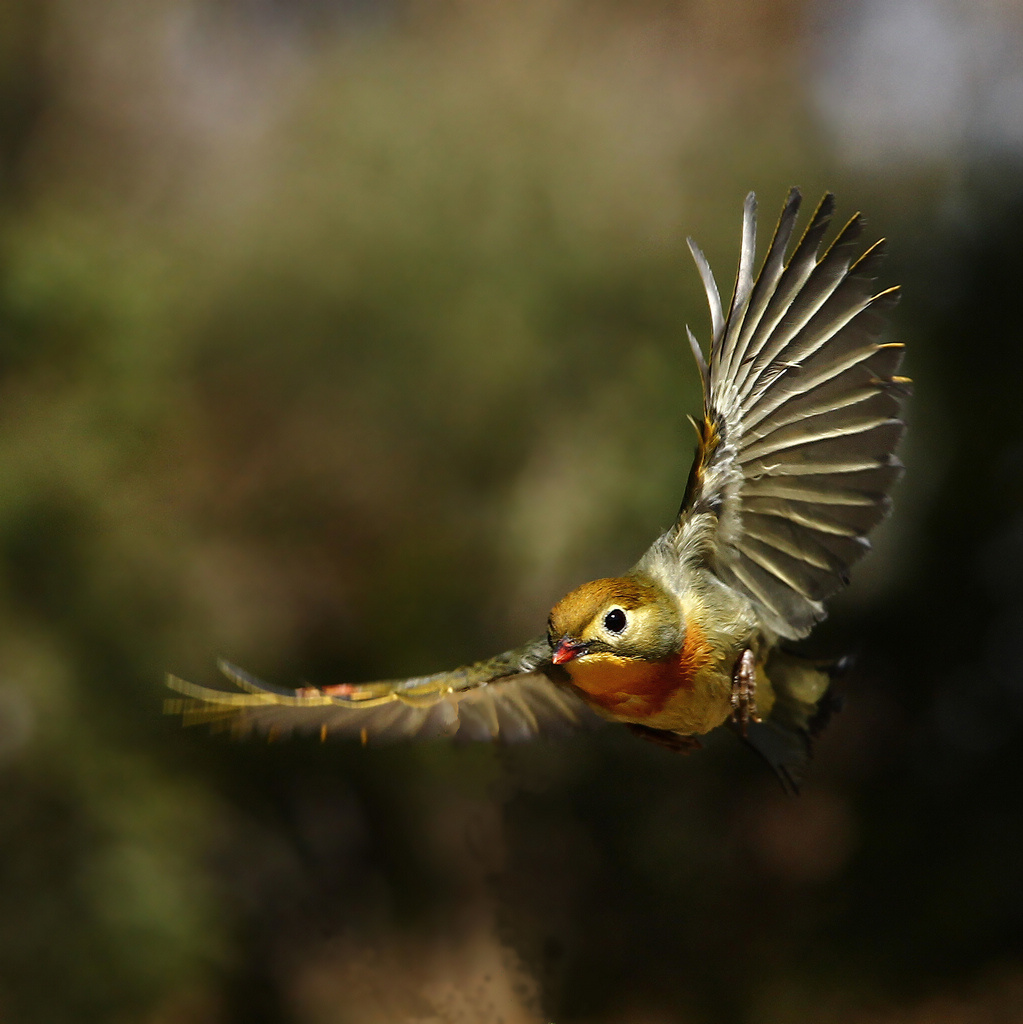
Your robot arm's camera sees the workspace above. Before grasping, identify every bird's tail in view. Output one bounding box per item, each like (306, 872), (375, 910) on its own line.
(740, 648), (846, 794)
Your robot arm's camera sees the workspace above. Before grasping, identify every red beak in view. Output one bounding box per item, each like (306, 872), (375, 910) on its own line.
(552, 638), (587, 666)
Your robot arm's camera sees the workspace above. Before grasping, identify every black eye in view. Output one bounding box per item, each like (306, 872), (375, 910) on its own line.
(603, 608), (627, 633)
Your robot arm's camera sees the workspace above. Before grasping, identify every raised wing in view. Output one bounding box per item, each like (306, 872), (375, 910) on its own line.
(676, 189), (909, 639)
(165, 638), (598, 743)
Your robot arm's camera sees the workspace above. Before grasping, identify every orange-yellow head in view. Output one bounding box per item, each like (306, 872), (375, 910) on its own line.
(546, 576), (683, 668)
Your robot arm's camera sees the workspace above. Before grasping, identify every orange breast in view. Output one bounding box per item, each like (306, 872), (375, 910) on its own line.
(565, 620), (713, 720)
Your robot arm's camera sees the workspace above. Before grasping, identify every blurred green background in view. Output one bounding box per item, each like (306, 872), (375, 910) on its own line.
(2, 1), (1023, 1021)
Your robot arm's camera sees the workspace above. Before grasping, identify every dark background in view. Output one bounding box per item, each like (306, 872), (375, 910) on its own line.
(1, 2), (1022, 1021)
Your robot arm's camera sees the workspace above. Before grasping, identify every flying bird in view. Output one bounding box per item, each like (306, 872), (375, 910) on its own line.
(166, 189), (909, 790)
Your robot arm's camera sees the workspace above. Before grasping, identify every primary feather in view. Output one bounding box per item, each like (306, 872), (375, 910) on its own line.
(673, 188), (908, 639)
(165, 639), (597, 742)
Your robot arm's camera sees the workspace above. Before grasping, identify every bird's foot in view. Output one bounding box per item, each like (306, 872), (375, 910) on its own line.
(730, 649), (762, 737)
(627, 723), (703, 754)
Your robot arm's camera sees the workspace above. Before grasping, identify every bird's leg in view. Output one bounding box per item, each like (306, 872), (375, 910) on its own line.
(627, 723), (703, 754)
(730, 649), (762, 736)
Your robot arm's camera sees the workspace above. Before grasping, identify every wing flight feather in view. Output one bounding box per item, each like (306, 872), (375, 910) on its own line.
(675, 189), (909, 639)
(165, 639), (598, 743)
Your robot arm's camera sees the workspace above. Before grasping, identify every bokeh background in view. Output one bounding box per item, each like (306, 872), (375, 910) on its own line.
(2, 1), (1023, 1021)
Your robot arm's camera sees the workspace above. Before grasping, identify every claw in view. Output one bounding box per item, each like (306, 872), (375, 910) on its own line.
(730, 649), (761, 736)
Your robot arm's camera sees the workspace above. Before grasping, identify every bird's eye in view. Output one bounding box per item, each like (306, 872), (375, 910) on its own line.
(603, 607), (627, 633)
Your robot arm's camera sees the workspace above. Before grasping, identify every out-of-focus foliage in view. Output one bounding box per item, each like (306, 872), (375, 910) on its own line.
(1, 1), (1023, 1022)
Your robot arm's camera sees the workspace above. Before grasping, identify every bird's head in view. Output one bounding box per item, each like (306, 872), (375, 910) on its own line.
(546, 576), (683, 669)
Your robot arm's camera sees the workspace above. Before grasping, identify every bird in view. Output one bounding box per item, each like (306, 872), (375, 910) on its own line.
(166, 188), (909, 790)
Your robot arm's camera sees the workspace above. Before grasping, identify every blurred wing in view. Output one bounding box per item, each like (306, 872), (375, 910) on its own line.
(675, 189), (909, 639)
(165, 637), (598, 743)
